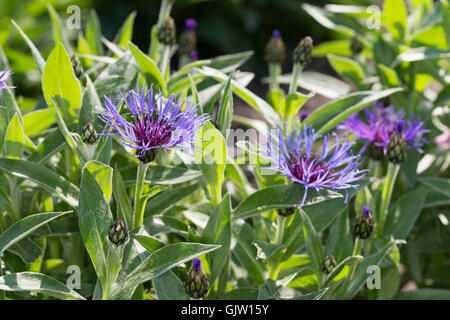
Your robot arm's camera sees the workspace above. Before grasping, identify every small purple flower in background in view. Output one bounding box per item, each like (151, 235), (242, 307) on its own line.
(272, 29), (281, 38)
(98, 83), (209, 163)
(0, 68), (14, 98)
(185, 18), (198, 31)
(255, 125), (365, 206)
(339, 102), (429, 160)
(190, 50), (198, 60)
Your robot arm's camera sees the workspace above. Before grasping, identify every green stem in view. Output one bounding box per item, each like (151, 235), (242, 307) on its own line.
(268, 63), (281, 91)
(274, 215), (286, 245)
(375, 162), (400, 238)
(178, 54), (190, 70)
(288, 64), (302, 95)
(159, 45), (171, 82)
(340, 237), (363, 299)
(149, 0), (173, 61)
(133, 162), (149, 228)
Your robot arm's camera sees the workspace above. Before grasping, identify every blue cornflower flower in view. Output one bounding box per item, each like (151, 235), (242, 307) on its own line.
(256, 125), (365, 206)
(98, 83), (209, 163)
(339, 102), (429, 158)
(0, 68), (14, 98)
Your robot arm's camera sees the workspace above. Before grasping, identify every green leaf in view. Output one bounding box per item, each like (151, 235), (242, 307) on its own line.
(394, 288), (450, 300)
(291, 288), (329, 300)
(84, 160), (113, 202)
(202, 194), (231, 283)
(233, 184), (342, 221)
(11, 20), (46, 73)
(384, 0), (408, 42)
(114, 11), (137, 48)
(313, 40), (352, 57)
(384, 187), (427, 239)
(327, 54), (364, 87)
(113, 168), (133, 229)
(113, 242), (220, 295)
(281, 91), (314, 123)
(0, 211), (71, 254)
(47, 4), (70, 49)
(28, 129), (66, 164)
(0, 158), (79, 207)
(42, 43), (82, 123)
(0, 272), (85, 300)
(195, 121), (226, 207)
(299, 209), (324, 286)
(304, 88), (403, 135)
(23, 109), (55, 138)
(5, 113), (24, 159)
(216, 74), (234, 138)
(78, 164), (114, 284)
(418, 176), (450, 198)
(197, 67), (281, 126)
(121, 164), (202, 185)
(207, 50), (254, 73)
(146, 184), (198, 216)
(86, 10), (103, 56)
(395, 47), (450, 64)
(377, 64), (401, 87)
(128, 42), (166, 91)
(153, 270), (189, 300)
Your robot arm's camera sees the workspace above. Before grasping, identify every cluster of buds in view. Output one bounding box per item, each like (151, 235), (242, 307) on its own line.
(387, 122), (407, 164)
(179, 18), (198, 57)
(321, 254), (337, 274)
(264, 29), (286, 64)
(276, 207), (296, 217)
(185, 258), (209, 299)
(81, 122), (97, 144)
(350, 34), (364, 55)
(293, 36), (313, 67)
(157, 16), (176, 46)
(71, 54), (84, 79)
(108, 219), (128, 246)
(354, 206), (374, 239)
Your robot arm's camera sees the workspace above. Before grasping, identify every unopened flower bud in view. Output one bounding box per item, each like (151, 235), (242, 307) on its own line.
(71, 54), (84, 79)
(179, 18), (197, 56)
(321, 254), (337, 274)
(293, 36), (313, 67)
(190, 50), (198, 60)
(136, 148), (159, 163)
(264, 29), (286, 64)
(157, 17), (176, 46)
(350, 35), (364, 55)
(354, 206), (374, 239)
(81, 122), (97, 144)
(108, 219), (128, 246)
(276, 207), (296, 217)
(387, 122), (407, 164)
(185, 258), (209, 299)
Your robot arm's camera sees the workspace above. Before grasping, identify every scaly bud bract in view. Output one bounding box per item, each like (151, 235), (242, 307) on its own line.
(293, 36), (313, 67)
(354, 206), (374, 239)
(108, 219), (128, 246)
(185, 258), (209, 299)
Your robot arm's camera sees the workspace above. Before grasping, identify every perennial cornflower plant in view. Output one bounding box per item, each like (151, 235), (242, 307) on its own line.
(0, 0), (448, 303)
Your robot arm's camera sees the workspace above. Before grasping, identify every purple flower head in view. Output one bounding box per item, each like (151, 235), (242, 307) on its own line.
(272, 29), (281, 38)
(190, 50), (198, 60)
(185, 18), (197, 31)
(362, 206), (370, 216)
(339, 102), (429, 155)
(193, 258), (201, 272)
(255, 125), (366, 206)
(98, 82), (209, 163)
(0, 68), (14, 98)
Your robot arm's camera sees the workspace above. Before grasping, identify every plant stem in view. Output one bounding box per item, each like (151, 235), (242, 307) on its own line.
(178, 54), (190, 70)
(268, 63), (281, 91)
(149, 0), (173, 61)
(133, 162), (149, 228)
(340, 237), (363, 299)
(288, 64), (302, 95)
(375, 162), (400, 238)
(275, 215), (286, 245)
(159, 45), (171, 81)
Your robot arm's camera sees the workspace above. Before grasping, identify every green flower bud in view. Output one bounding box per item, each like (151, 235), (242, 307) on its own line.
(71, 54), (84, 79)
(354, 206), (374, 239)
(321, 254), (337, 274)
(81, 122), (97, 144)
(293, 36), (313, 67)
(108, 219), (128, 246)
(157, 17), (176, 46)
(350, 35), (364, 55)
(387, 122), (407, 164)
(136, 148), (158, 164)
(264, 30), (286, 64)
(185, 258), (209, 299)
(276, 207), (296, 217)
(179, 18), (197, 56)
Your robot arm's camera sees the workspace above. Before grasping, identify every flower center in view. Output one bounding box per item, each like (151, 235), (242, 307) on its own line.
(132, 114), (173, 149)
(288, 155), (332, 183)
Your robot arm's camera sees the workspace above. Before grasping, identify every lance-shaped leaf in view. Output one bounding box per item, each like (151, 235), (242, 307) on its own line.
(128, 42), (166, 91)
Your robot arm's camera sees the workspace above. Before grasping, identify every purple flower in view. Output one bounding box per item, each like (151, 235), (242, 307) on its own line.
(0, 68), (14, 98)
(185, 18), (197, 31)
(190, 50), (198, 60)
(362, 205), (370, 215)
(193, 258), (201, 272)
(339, 102), (429, 155)
(272, 29), (281, 38)
(98, 83), (209, 163)
(255, 125), (365, 206)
